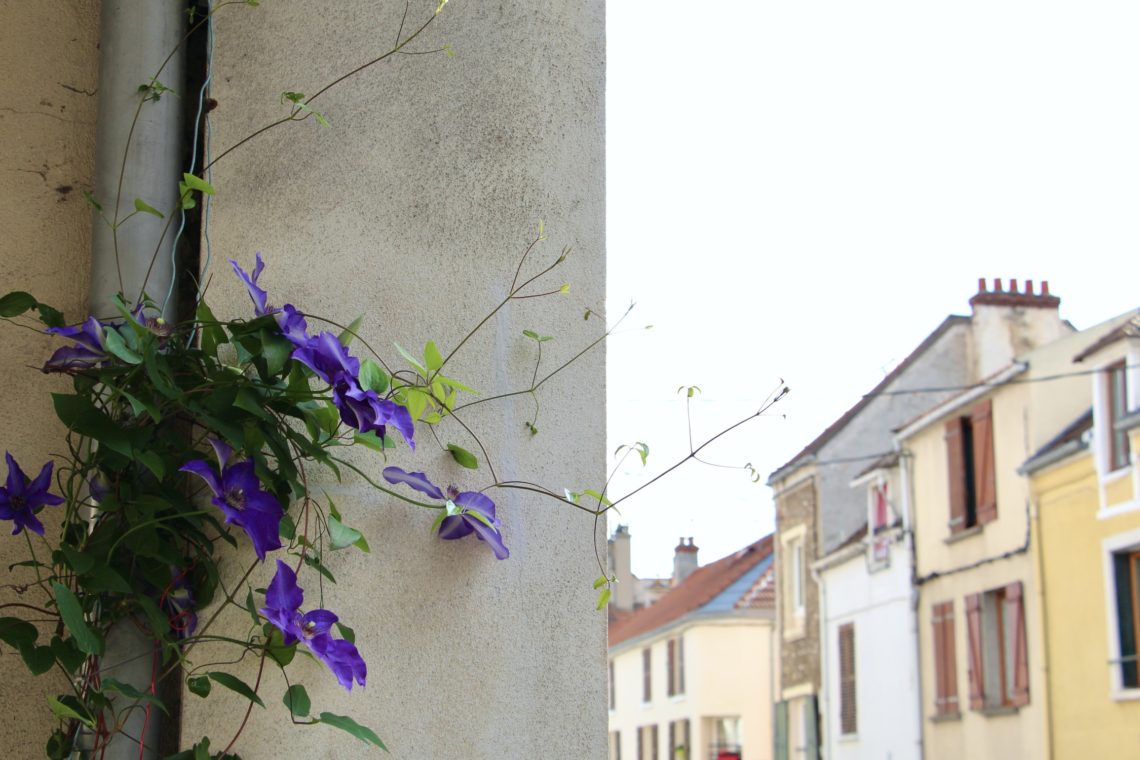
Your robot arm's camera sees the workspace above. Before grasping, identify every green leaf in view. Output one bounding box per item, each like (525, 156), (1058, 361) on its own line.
(327, 515), (363, 551)
(319, 712), (387, 750)
(47, 695), (95, 727)
(446, 444), (478, 470)
(195, 300), (227, 358)
(52, 583), (102, 656)
(52, 393), (132, 457)
(596, 587), (612, 610)
(592, 575), (608, 590)
(186, 675), (211, 698)
(105, 327), (144, 364)
(358, 359), (389, 394)
(522, 329), (539, 340)
(337, 315), (364, 346)
(133, 197), (164, 219)
(181, 173), (215, 195)
(50, 636), (85, 674)
(265, 627), (297, 666)
(0, 291), (37, 318)
(424, 341), (444, 372)
(0, 617), (39, 650)
(393, 342), (426, 375)
(352, 431), (385, 452)
(101, 677), (168, 714)
(37, 303), (65, 328)
(82, 190), (102, 212)
(282, 685), (310, 717)
(208, 671), (265, 708)
(21, 645), (56, 675)
(136, 450), (166, 480)
(335, 622), (355, 644)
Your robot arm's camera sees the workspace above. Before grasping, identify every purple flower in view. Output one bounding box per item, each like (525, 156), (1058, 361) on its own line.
(382, 467), (509, 560)
(231, 255), (312, 346)
(295, 333), (416, 450)
(43, 317), (108, 372)
(162, 569), (198, 639)
(260, 560), (367, 691)
(230, 254), (272, 318)
(179, 438), (284, 561)
(0, 453), (64, 536)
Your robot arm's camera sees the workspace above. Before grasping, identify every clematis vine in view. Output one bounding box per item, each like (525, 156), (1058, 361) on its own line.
(0, 453), (63, 536)
(261, 560), (366, 691)
(180, 438), (284, 561)
(383, 467), (509, 560)
(42, 316), (109, 372)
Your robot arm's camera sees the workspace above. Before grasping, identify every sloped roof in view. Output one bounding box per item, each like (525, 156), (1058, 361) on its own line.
(1073, 313), (1140, 362)
(768, 315), (969, 485)
(608, 535), (774, 648)
(1020, 408), (1093, 475)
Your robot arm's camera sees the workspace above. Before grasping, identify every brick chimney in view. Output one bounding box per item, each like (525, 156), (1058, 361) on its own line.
(968, 277), (1070, 379)
(673, 537), (699, 586)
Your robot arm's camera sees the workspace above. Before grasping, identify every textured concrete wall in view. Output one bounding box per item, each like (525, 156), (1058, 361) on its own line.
(0, 1), (100, 756)
(182, 2), (606, 757)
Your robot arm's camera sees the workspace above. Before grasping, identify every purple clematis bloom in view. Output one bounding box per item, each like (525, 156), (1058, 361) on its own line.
(295, 332), (416, 450)
(230, 253), (273, 318)
(382, 467), (509, 560)
(0, 453), (64, 536)
(43, 317), (109, 372)
(230, 255), (312, 346)
(260, 560), (366, 691)
(179, 438), (283, 561)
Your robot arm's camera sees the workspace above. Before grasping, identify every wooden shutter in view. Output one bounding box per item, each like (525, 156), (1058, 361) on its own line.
(965, 593), (984, 709)
(643, 648), (651, 702)
(973, 400), (998, 524)
(678, 636), (685, 695)
(650, 724), (658, 760)
(666, 639), (675, 696)
(945, 417), (968, 533)
(804, 695), (821, 760)
(932, 604), (947, 713)
(773, 701), (789, 760)
(942, 602), (959, 712)
(838, 623), (857, 734)
(1006, 582), (1030, 706)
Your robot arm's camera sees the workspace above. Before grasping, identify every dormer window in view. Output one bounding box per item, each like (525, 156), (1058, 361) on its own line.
(1108, 361), (1131, 472)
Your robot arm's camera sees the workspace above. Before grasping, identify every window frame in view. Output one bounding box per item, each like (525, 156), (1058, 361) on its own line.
(965, 582), (1029, 710)
(1102, 527), (1140, 698)
(666, 635), (685, 697)
(931, 600), (960, 717)
(1108, 360), (1132, 472)
(945, 399), (997, 534)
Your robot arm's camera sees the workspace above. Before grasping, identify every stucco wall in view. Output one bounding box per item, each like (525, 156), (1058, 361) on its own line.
(178, 2), (606, 757)
(0, 1), (100, 756)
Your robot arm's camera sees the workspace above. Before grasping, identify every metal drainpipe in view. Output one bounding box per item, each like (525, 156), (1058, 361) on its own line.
(810, 560), (829, 760)
(896, 445), (925, 760)
(90, 2), (185, 758)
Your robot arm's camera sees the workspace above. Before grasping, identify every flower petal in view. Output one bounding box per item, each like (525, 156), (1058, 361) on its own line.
(466, 515), (510, 560)
(382, 467), (444, 500)
(310, 636), (367, 691)
(179, 459), (222, 497)
(437, 514), (474, 541)
(454, 491), (496, 524)
(300, 609), (338, 638)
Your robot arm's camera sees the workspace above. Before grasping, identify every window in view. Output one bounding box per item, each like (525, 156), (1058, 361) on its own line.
(838, 623), (857, 735)
(945, 399), (997, 533)
(871, 481), (889, 533)
(666, 636), (685, 696)
(1108, 361), (1132, 471)
(708, 716), (742, 760)
(965, 582), (1029, 709)
(610, 731), (621, 760)
(637, 724), (658, 760)
(931, 600), (960, 716)
(609, 659), (616, 710)
(1112, 550), (1140, 688)
(667, 719), (690, 758)
(642, 647), (652, 703)
(792, 540), (805, 613)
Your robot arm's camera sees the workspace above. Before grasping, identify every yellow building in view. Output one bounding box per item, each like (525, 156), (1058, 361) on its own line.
(608, 537), (776, 760)
(1024, 315), (1140, 758)
(899, 286), (1132, 760)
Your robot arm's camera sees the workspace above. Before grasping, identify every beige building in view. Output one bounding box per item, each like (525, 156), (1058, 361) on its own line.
(901, 285), (1129, 759)
(609, 537), (776, 760)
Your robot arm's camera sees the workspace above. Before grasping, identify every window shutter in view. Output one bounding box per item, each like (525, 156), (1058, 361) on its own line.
(839, 623), (857, 734)
(678, 636), (685, 694)
(932, 604), (947, 713)
(945, 417), (968, 533)
(804, 695), (821, 760)
(666, 639), (675, 696)
(1006, 582), (1030, 706)
(773, 701), (789, 760)
(651, 724), (658, 760)
(966, 593), (984, 710)
(972, 400), (998, 524)
(643, 648), (651, 702)
(943, 602), (959, 712)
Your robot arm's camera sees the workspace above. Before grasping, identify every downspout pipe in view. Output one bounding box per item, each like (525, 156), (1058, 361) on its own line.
(90, 3), (185, 758)
(897, 445), (925, 760)
(809, 561), (829, 760)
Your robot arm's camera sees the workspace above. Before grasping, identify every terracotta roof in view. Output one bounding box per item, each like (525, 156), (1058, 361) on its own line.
(768, 315), (968, 485)
(1073, 313), (1140, 363)
(735, 562), (776, 610)
(608, 535), (774, 648)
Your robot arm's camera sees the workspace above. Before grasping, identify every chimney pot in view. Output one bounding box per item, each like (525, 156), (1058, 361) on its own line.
(993, 278), (1003, 292)
(1025, 279), (1034, 295)
(1010, 278), (1019, 294)
(978, 277), (987, 293)
(1041, 281), (1050, 296)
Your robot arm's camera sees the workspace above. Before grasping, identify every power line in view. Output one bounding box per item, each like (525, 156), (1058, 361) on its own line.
(863, 362), (1137, 399)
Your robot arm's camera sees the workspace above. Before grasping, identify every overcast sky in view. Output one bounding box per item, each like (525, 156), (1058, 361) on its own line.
(605, 1), (1140, 579)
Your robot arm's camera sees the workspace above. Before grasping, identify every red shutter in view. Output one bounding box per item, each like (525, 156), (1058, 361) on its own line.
(1006, 582), (1030, 706)
(945, 418), (968, 533)
(932, 605), (946, 713)
(666, 639), (675, 696)
(966, 593), (984, 710)
(972, 400), (998, 525)
(943, 602), (959, 712)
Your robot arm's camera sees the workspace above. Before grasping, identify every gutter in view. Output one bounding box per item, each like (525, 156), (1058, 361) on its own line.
(896, 362), (1027, 442)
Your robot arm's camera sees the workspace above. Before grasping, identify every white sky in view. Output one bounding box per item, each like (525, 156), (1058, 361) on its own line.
(605, 1), (1140, 579)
